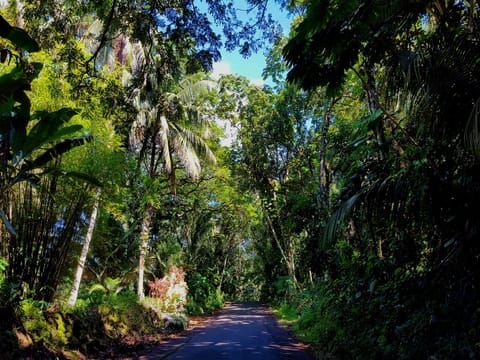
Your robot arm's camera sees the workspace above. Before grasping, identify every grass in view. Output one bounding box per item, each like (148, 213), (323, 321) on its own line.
(272, 302), (300, 328)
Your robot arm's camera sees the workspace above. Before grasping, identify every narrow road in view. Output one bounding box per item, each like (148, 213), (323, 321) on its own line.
(139, 302), (314, 360)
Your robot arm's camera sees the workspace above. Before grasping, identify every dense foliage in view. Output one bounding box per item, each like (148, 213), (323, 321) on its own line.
(0, 1), (275, 357)
(1, 0), (479, 359)
(266, 1), (480, 359)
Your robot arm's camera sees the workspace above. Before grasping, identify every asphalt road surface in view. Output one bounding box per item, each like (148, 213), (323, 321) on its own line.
(140, 302), (314, 360)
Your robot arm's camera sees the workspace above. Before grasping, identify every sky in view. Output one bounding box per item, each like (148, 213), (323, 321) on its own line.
(0, 0), (291, 85)
(209, 2), (293, 86)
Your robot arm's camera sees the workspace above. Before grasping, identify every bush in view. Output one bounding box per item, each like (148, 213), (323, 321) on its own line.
(0, 273), (23, 359)
(21, 299), (72, 348)
(71, 291), (161, 353)
(2, 290), (172, 357)
(147, 266), (187, 313)
(273, 256), (480, 360)
(186, 273), (223, 315)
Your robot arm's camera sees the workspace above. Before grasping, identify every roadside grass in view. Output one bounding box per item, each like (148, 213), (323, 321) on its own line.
(272, 302), (300, 329)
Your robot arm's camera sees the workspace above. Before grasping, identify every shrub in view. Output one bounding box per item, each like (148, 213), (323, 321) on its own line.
(21, 299), (72, 347)
(6, 290), (169, 357)
(273, 254), (480, 360)
(147, 266), (187, 313)
(186, 272), (224, 315)
(0, 274), (23, 358)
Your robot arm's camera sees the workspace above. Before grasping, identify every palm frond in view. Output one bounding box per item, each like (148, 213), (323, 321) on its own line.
(129, 41), (146, 73)
(175, 143), (201, 180)
(323, 192), (361, 248)
(82, 19), (103, 54)
(323, 174), (415, 248)
(175, 125), (216, 165)
(158, 114), (172, 175)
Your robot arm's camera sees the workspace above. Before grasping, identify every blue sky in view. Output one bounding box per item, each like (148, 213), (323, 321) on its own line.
(0, 0), (291, 84)
(210, 2), (292, 85)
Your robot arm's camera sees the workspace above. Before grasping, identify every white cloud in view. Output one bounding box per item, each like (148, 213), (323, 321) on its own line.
(211, 61), (232, 80)
(211, 61), (264, 87)
(250, 79), (264, 87)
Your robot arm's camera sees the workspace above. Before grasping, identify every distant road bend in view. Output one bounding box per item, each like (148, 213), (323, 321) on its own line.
(140, 302), (314, 360)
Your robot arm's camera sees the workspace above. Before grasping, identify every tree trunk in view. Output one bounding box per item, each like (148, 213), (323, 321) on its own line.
(319, 97), (342, 207)
(218, 252), (229, 293)
(138, 203), (153, 301)
(67, 188), (101, 307)
(263, 208), (298, 288)
(319, 113), (329, 206)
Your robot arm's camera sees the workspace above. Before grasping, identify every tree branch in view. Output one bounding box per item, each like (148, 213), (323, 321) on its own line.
(85, 0), (117, 72)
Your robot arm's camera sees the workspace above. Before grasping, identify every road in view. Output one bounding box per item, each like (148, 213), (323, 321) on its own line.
(139, 302), (314, 360)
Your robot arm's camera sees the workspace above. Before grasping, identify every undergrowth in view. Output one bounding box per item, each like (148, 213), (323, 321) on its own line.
(0, 289), (188, 359)
(272, 251), (480, 360)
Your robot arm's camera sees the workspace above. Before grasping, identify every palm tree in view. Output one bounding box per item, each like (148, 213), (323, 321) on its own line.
(130, 55), (216, 300)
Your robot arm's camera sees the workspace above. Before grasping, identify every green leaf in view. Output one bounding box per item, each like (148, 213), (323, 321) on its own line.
(11, 173), (40, 186)
(348, 136), (368, 148)
(41, 168), (102, 187)
(0, 67), (29, 99)
(322, 193), (361, 248)
(21, 108), (80, 156)
(0, 15), (39, 52)
(6, 27), (40, 53)
(0, 15), (13, 38)
(357, 109), (383, 130)
(0, 114), (15, 135)
(31, 108), (78, 123)
(23, 136), (93, 170)
(0, 97), (15, 115)
(88, 283), (107, 295)
(47, 124), (84, 141)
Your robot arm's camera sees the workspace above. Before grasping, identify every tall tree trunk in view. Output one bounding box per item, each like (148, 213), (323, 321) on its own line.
(263, 207), (298, 288)
(67, 188), (101, 307)
(362, 67), (386, 257)
(138, 203), (153, 301)
(319, 97), (341, 206)
(218, 252), (229, 293)
(319, 112), (329, 206)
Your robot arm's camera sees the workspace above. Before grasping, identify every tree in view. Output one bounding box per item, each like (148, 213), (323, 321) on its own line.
(67, 188), (101, 307)
(57, 63), (128, 307)
(277, 1), (480, 357)
(284, 0), (480, 260)
(220, 73), (328, 294)
(3, 0), (289, 305)
(18, 0), (284, 70)
(130, 63), (216, 300)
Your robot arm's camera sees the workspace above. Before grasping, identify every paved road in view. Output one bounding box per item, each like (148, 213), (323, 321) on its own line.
(139, 302), (314, 360)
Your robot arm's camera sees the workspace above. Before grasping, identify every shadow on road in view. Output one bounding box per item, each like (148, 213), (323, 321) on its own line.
(138, 302), (314, 360)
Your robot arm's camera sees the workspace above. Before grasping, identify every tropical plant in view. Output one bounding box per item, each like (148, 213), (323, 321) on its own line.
(277, 1), (480, 358)
(0, 15), (90, 226)
(129, 56), (216, 300)
(0, 15), (96, 301)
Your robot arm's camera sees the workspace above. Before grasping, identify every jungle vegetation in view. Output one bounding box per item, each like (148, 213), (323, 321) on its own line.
(0, 0), (479, 359)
